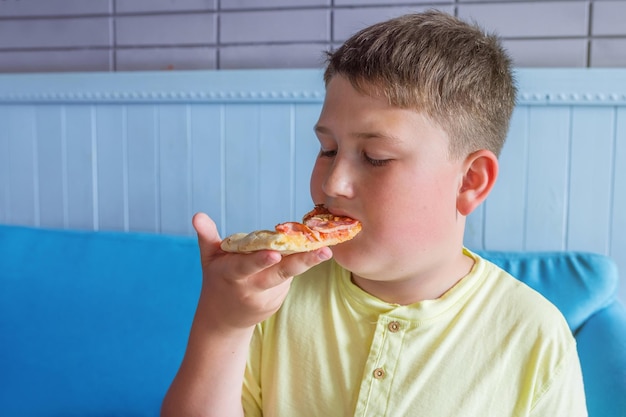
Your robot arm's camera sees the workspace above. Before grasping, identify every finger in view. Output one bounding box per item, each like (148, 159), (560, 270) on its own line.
(256, 246), (333, 290)
(192, 212), (222, 256)
(223, 249), (281, 278)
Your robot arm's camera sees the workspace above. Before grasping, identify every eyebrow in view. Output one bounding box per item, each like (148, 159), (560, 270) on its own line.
(314, 124), (402, 143)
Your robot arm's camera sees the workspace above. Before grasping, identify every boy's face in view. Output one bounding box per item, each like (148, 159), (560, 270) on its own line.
(310, 75), (467, 283)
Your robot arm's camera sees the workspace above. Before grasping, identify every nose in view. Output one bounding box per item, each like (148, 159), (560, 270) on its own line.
(322, 155), (354, 199)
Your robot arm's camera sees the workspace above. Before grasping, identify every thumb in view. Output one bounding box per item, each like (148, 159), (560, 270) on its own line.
(192, 212), (222, 257)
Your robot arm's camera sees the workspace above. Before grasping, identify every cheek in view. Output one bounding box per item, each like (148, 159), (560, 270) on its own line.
(368, 176), (452, 240)
(309, 161), (325, 202)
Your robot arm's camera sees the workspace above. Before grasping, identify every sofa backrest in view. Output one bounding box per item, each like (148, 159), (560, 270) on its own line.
(0, 225), (201, 416)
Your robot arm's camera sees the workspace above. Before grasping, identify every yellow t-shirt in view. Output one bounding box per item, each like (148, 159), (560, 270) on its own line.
(243, 249), (587, 417)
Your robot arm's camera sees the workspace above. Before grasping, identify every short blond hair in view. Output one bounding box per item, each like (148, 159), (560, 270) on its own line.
(324, 10), (516, 159)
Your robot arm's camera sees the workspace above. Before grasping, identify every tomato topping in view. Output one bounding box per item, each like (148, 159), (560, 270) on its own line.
(275, 222), (322, 242)
(275, 205), (360, 242)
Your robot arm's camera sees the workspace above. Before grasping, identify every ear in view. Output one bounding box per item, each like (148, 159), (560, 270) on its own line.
(456, 150), (499, 216)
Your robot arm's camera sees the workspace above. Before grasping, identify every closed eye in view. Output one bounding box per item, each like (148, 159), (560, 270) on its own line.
(319, 148), (337, 158)
(364, 153), (391, 167)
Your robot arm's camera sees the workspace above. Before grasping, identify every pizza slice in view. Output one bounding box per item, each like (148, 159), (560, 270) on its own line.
(220, 205), (361, 255)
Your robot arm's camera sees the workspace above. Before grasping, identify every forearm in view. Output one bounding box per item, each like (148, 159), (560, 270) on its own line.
(161, 294), (255, 417)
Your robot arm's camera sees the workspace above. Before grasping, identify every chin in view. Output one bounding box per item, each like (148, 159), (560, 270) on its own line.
(330, 239), (370, 272)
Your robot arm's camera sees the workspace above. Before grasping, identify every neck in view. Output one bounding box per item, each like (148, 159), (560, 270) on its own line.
(351, 250), (474, 305)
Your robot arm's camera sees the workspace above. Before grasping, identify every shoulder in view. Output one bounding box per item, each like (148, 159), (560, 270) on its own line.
(468, 252), (575, 349)
(474, 252), (567, 319)
(467, 253), (581, 404)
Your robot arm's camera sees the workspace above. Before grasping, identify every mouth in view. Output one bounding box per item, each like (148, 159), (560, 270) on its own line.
(325, 206), (359, 222)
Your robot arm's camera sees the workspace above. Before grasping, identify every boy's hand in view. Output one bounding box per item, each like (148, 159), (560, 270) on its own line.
(163, 213), (330, 417)
(192, 212), (332, 330)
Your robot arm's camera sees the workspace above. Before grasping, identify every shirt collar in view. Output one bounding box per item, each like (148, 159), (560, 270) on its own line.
(334, 248), (487, 323)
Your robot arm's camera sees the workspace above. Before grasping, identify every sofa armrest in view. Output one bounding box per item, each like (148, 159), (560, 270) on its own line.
(575, 301), (626, 417)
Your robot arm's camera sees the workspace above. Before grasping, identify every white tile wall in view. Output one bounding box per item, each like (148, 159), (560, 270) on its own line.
(333, 5), (454, 42)
(335, 0), (444, 4)
(592, 1), (626, 36)
(591, 39), (626, 67)
(116, 47), (217, 71)
(220, 9), (329, 43)
(116, 14), (217, 46)
(0, 0), (624, 72)
(503, 39), (588, 67)
(0, 17), (111, 49)
(115, 0), (217, 13)
(221, 0), (330, 8)
(0, 50), (111, 73)
(0, 0), (111, 17)
(220, 44), (328, 69)
(457, 2), (589, 38)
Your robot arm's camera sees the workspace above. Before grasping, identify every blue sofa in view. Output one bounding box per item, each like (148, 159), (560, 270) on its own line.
(1, 224), (625, 416)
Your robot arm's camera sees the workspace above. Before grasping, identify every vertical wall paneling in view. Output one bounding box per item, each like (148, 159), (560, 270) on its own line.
(126, 105), (159, 233)
(567, 107), (614, 254)
(223, 104), (260, 237)
(5, 106), (38, 226)
(0, 68), (625, 302)
(64, 106), (96, 230)
(524, 106), (571, 251)
(258, 104), (295, 229)
(0, 107), (8, 223)
(293, 103), (323, 218)
(95, 105), (127, 231)
(464, 204), (484, 251)
(158, 105), (192, 235)
(35, 106), (66, 229)
(189, 104), (224, 234)
(482, 106), (529, 250)
(612, 108), (626, 303)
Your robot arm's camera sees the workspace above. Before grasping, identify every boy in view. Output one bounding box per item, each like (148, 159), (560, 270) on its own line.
(162, 11), (587, 417)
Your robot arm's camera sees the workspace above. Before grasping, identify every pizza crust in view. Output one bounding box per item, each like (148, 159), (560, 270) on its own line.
(220, 223), (361, 255)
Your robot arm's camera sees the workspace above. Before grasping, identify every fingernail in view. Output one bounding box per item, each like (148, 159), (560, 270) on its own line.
(318, 248), (332, 261)
(267, 251), (282, 264)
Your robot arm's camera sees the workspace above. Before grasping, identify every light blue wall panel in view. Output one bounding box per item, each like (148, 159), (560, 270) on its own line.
(293, 103), (323, 218)
(568, 107), (614, 254)
(483, 106), (529, 250)
(189, 104), (224, 234)
(158, 105), (192, 235)
(1, 68), (625, 303)
(224, 105), (260, 237)
(525, 106), (571, 250)
(126, 105), (159, 233)
(258, 105), (294, 229)
(35, 106), (66, 229)
(4, 106), (37, 226)
(64, 106), (96, 230)
(612, 109), (626, 288)
(95, 105), (127, 231)
(0, 108), (8, 223)
(464, 203), (484, 251)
